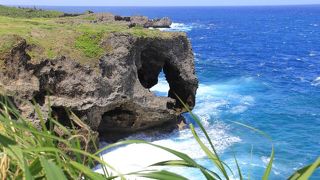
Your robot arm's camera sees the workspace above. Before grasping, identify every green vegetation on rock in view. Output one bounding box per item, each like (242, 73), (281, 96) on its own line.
(0, 5), (64, 18)
(0, 35), (19, 54)
(0, 5), (178, 68)
(0, 35), (23, 69)
(75, 30), (105, 58)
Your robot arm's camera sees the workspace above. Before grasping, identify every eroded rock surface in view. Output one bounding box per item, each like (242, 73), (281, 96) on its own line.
(114, 15), (173, 28)
(0, 32), (198, 138)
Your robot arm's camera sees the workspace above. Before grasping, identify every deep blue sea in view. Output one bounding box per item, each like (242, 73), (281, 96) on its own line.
(41, 6), (320, 179)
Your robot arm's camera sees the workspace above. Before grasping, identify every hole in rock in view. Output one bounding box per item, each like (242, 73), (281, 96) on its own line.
(49, 107), (74, 128)
(98, 107), (137, 131)
(33, 92), (45, 106)
(137, 48), (170, 97)
(163, 61), (195, 108)
(150, 71), (170, 97)
(137, 47), (194, 109)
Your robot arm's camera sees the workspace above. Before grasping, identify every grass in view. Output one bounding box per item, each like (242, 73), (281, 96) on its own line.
(0, 35), (24, 70)
(0, 35), (22, 54)
(0, 14), (179, 69)
(0, 95), (319, 179)
(0, 5), (64, 18)
(75, 30), (105, 58)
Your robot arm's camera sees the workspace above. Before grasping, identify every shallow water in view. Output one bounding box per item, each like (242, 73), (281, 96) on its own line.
(42, 6), (320, 179)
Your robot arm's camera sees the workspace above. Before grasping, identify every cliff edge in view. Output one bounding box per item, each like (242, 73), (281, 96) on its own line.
(0, 9), (198, 140)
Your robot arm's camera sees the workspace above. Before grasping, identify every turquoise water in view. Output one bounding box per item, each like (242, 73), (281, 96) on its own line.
(44, 6), (320, 179)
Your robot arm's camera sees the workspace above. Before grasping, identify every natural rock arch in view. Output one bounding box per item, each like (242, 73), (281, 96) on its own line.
(136, 43), (197, 109)
(0, 33), (198, 140)
(137, 48), (166, 89)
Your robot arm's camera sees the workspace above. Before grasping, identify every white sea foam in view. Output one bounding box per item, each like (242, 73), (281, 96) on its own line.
(240, 95), (255, 105)
(150, 78), (169, 94)
(158, 23), (193, 32)
(95, 121), (241, 175)
(311, 77), (320, 86)
(230, 105), (248, 114)
(194, 80), (255, 117)
(309, 51), (318, 57)
(95, 77), (261, 176)
(194, 99), (228, 117)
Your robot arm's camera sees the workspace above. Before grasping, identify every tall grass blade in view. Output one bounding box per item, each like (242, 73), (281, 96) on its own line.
(40, 157), (67, 180)
(175, 95), (233, 176)
(0, 133), (16, 146)
(229, 121), (274, 180)
(29, 158), (42, 176)
(190, 124), (229, 179)
(96, 140), (196, 166)
(134, 170), (188, 180)
(174, 95), (217, 152)
(70, 161), (106, 180)
(262, 145), (274, 180)
(96, 139), (217, 179)
(67, 147), (124, 178)
(233, 151), (243, 180)
(289, 157), (320, 180)
(5, 146), (34, 180)
(151, 160), (222, 180)
(33, 102), (48, 132)
(229, 121), (272, 141)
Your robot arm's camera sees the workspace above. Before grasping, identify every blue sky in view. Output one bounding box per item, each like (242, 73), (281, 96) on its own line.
(1, 0), (320, 6)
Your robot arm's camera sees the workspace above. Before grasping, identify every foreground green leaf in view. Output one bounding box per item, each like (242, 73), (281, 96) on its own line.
(96, 139), (217, 179)
(40, 157), (67, 180)
(0, 133), (17, 147)
(151, 160), (222, 180)
(134, 170), (188, 180)
(190, 124), (229, 179)
(289, 157), (320, 180)
(262, 145), (274, 180)
(70, 161), (106, 180)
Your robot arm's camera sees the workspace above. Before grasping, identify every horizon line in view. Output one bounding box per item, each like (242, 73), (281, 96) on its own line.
(2, 4), (320, 7)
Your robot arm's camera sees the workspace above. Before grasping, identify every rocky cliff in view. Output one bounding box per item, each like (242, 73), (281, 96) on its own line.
(0, 13), (198, 140)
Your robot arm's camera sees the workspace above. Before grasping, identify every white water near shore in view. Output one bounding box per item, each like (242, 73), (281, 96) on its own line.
(95, 77), (241, 177)
(95, 122), (240, 176)
(157, 22), (193, 32)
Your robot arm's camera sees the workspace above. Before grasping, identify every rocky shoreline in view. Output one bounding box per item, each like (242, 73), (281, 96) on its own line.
(0, 11), (198, 142)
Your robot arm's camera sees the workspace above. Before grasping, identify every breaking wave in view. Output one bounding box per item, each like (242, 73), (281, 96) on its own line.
(95, 120), (241, 175)
(311, 77), (320, 86)
(158, 23), (193, 32)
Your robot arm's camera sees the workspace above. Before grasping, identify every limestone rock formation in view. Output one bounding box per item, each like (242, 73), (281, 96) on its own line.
(0, 32), (198, 139)
(115, 15), (172, 28)
(56, 13), (172, 29)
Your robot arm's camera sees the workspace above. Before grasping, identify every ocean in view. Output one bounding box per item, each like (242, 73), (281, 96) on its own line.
(41, 5), (320, 179)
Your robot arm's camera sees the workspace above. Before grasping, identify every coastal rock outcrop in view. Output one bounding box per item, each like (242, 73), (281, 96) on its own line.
(114, 15), (172, 28)
(56, 13), (172, 29)
(0, 31), (198, 139)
